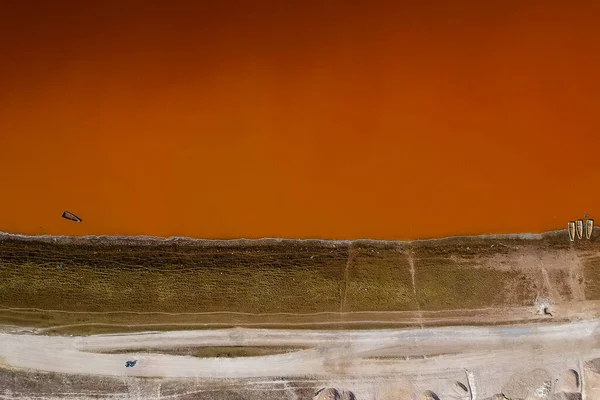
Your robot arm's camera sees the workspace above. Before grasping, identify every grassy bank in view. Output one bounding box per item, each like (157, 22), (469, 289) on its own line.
(0, 231), (598, 333)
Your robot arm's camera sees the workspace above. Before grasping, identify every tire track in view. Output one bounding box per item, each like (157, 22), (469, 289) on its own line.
(407, 251), (424, 329)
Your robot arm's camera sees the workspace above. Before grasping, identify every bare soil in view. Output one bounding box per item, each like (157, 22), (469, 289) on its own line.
(1, 230), (599, 333)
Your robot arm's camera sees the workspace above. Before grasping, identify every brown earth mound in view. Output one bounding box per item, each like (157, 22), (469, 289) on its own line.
(421, 390), (440, 400)
(314, 387), (356, 400)
(583, 358), (600, 399)
(502, 369), (551, 399)
(550, 393), (581, 400)
(556, 369), (579, 393)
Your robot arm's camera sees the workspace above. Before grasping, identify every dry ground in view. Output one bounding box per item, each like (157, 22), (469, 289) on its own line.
(1, 230), (600, 399)
(1, 230), (599, 333)
(98, 345), (306, 358)
(1, 321), (598, 399)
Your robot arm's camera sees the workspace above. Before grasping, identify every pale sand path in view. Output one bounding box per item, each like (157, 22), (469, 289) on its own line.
(1, 320), (599, 398)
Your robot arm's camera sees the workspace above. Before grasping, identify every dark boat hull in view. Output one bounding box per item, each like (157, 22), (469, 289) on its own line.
(62, 211), (82, 223)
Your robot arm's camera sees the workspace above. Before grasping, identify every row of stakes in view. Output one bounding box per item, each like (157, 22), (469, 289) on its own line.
(568, 218), (594, 241)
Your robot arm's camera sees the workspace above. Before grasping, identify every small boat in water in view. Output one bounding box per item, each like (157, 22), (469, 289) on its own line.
(568, 221), (576, 241)
(61, 211), (82, 223)
(586, 219), (594, 240)
(576, 219), (584, 239)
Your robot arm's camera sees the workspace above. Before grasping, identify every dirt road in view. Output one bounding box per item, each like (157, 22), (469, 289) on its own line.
(1, 320), (598, 398)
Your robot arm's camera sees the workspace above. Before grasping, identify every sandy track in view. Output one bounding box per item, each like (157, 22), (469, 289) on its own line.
(3, 300), (599, 334)
(1, 320), (599, 398)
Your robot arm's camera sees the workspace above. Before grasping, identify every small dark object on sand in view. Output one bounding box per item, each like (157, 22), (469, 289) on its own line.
(125, 360), (137, 368)
(543, 307), (552, 316)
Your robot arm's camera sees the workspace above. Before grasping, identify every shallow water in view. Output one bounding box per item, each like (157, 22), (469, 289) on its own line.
(0, 3), (598, 239)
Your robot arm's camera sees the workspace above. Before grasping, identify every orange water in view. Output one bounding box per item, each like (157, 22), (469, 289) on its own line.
(0, 2), (599, 239)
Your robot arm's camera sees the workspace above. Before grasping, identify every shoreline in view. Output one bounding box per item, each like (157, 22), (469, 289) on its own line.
(0, 228), (567, 246)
